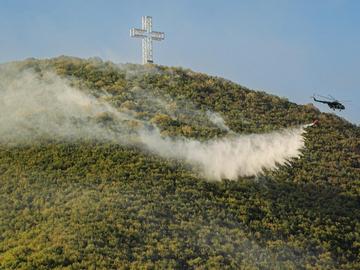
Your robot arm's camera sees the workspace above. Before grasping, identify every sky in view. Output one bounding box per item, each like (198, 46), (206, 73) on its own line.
(0, 0), (359, 124)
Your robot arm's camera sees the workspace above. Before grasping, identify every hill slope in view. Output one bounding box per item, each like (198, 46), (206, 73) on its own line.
(0, 57), (359, 269)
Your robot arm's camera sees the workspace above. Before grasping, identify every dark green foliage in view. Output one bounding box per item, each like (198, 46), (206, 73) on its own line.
(0, 57), (359, 269)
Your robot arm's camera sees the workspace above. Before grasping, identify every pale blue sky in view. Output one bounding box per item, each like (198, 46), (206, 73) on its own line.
(1, 0), (359, 124)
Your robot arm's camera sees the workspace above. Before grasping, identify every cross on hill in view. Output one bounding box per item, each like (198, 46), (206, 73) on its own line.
(130, 16), (165, 64)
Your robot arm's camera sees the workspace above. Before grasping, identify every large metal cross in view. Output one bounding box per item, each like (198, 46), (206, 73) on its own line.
(130, 16), (165, 64)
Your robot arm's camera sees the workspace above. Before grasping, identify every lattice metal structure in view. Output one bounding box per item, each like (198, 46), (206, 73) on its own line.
(130, 16), (165, 64)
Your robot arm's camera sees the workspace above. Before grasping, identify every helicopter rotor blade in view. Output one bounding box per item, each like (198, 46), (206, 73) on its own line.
(338, 100), (351, 103)
(316, 94), (333, 101)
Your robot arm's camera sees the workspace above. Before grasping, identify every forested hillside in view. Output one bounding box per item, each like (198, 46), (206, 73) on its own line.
(0, 56), (359, 269)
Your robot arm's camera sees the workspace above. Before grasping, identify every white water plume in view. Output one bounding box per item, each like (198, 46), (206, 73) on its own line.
(139, 126), (306, 180)
(0, 66), (310, 180)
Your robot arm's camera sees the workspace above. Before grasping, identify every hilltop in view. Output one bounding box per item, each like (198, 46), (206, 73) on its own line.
(0, 56), (359, 269)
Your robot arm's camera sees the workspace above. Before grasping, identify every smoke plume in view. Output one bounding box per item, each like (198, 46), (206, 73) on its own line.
(206, 111), (231, 131)
(0, 66), (309, 180)
(0, 68), (133, 144)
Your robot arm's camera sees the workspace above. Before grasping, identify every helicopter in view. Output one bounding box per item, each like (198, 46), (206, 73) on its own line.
(312, 94), (346, 111)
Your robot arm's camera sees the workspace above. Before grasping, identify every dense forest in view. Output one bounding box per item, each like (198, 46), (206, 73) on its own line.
(0, 56), (359, 269)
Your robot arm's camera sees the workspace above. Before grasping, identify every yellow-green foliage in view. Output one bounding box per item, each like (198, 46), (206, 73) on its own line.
(0, 57), (359, 269)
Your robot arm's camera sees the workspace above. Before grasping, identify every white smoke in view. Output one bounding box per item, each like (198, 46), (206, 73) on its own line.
(206, 110), (231, 131)
(130, 87), (228, 129)
(0, 66), (310, 180)
(0, 69), (133, 144)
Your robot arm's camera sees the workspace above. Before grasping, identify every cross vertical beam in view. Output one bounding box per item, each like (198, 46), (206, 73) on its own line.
(130, 16), (165, 64)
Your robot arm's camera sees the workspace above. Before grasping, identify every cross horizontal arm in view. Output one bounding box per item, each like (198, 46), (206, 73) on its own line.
(130, 28), (147, 38)
(150, 31), (165, 41)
